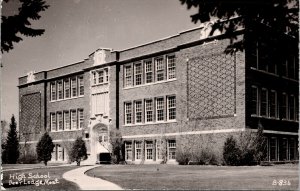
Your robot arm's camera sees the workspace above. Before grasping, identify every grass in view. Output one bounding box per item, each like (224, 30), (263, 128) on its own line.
(2, 162), (68, 170)
(3, 166), (80, 191)
(86, 164), (299, 190)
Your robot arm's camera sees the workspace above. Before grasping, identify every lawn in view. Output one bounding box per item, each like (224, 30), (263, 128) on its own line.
(86, 164), (299, 190)
(3, 166), (80, 191)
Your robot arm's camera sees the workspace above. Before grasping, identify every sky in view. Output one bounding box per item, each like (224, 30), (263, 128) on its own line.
(1, 0), (198, 124)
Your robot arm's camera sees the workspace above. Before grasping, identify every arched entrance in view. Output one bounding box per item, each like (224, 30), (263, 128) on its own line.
(90, 123), (111, 164)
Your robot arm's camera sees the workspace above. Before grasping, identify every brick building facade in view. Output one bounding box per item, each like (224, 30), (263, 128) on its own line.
(18, 21), (299, 164)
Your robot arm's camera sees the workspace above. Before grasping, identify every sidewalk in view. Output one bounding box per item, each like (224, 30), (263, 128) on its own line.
(62, 165), (123, 190)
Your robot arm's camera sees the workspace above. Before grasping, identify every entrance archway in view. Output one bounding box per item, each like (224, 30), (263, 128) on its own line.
(90, 123), (111, 163)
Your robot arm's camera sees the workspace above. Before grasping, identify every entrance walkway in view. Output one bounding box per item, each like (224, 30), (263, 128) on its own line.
(62, 165), (123, 190)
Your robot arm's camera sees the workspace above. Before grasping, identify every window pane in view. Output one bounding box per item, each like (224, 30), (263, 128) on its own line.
(98, 71), (104, 83)
(78, 109), (84, 129)
(57, 112), (63, 130)
(168, 140), (176, 160)
(57, 81), (63, 99)
(167, 55), (176, 79)
(51, 113), (56, 131)
(135, 142), (142, 160)
(71, 110), (77, 129)
(79, 76), (84, 96)
(260, 89), (268, 116)
(156, 58), (164, 81)
(146, 141), (153, 160)
(51, 82), (56, 101)
(168, 96), (176, 120)
(125, 65), (132, 87)
(135, 63), (142, 85)
(145, 100), (153, 122)
(71, 78), (77, 97)
(289, 95), (295, 120)
(269, 91), (277, 118)
(281, 94), (288, 119)
(125, 102), (132, 124)
(125, 142), (132, 160)
(145, 60), (153, 83)
(64, 79), (70, 98)
(270, 138), (277, 161)
(64, 111), (70, 130)
(156, 98), (164, 121)
(251, 87), (258, 115)
(135, 101), (142, 123)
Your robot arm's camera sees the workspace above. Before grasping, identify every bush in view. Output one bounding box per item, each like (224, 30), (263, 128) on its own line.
(176, 149), (191, 165)
(36, 132), (55, 166)
(70, 137), (87, 166)
(18, 153), (38, 164)
(223, 136), (242, 166)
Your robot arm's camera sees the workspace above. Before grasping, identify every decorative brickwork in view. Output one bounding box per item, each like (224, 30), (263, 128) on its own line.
(20, 93), (41, 133)
(188, 53), (236, 119)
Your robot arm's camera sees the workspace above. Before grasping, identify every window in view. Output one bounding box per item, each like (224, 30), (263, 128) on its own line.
(71, 78), (77, 97)
(71, 110), (77, 129)
(125, 142), (132, 160)
(50, 113), (56, 131)
(92, 71), (97, 85)
(289, 138), (296, 160)
(282, 60), (288, 77)
(134, 63), (142, 85)
(145, 60), (153, 83)
(64, 79), (70, 98)
(251, 86), (258, 115)
(260, 88), (268, 117)
(91, 92), (109, 116)
(135, 142), (142, 160)
(167, 96), (176, 120)
(156, 98), (164, 121)
(135, 101), (142, 123)
(249, 41), (258, 69)
(155, 57), (164, 81)
(145, 99), (153, 122)
(125, 102), (132, 124)
(78, 76), (84, 96)
(57, 145), (63, 161)
(98, 70), (104, 84)
(78, 109), (84, 129)
(145, 141), (153, 160)
(124, 65), (132, 87)
(57, 112), (63, 131)
(270, 137), (277, 161)
(258, 42), (269, 72)
(281, 93), (288, 119)
(289, 95), (295, 120)
(296, 97), (299, 121)
(105, 68), (109, 82)
(168, 140), (176, 160)
(64, 111), (70, 130)
(50, 82), (56, 101)
(167, 55), (176, 79)
(279, 138), (288, 161)
(269, 90), (277, 118)
(57, 80), (63, 99)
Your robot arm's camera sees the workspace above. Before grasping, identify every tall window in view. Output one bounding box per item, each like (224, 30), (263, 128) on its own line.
(57, 112), (63, 131)
(249, 41), (258, 69)
(50, 82), (56, 101)
(155, 58), (164, 81)
(270, 138), (277, 161)
(145, 141), (153, 160)
(64, 111), (70, 130)
(78, 76), (84, 96)
(281, 93), (288, 119)
(98, 70), (104, 84)
(167, 96), (176, 120)
(156, 140), (163, 160)
(260, 88), (268, 117)
(282, 60), (288, 77)
(57, 80), (63, 99)
(167, 55), (176, 79)
(289, 95), (295, 120)
(145, 60), (153, 83)
(135, 101), (142, 123)
(134, 63), (142, 85)
(156, 98), (164, 121)
(50, 113), (56, 131)
(71, 110), (77, 129)
(71, 78), (77, 97)
(145, 99), (153, 122)
(289, 138), (296, 160)
(105, 68), (109, 82)
(135, 142), (142, 160)
(269, 90), (277, 118)
(92, 71), (97, 85)
(251, 86), (258, 115)
(288, 56), (295, 79)
(125, 142), (132, 160)
(125, 102), (132, 124)
(168, 140), (176, 160)
(279, 138), (288, 161)
(78, 109), (84, 129)
(124, 65), (132, 87)
(64, 79), (70, 98)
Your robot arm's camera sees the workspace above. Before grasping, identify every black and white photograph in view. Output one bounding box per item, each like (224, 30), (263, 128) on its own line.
(1, 0), (299, 190)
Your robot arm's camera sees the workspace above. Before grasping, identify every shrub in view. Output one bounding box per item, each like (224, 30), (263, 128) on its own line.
(70, 137), (87, 166)
(223, 136), (242, 166)
(18, 152), (38, 164)
(36, 132), (55, 166)
(109, 130), (123, 164)
(176, 149), (191, 165)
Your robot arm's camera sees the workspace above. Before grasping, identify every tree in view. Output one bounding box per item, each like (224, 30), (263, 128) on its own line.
(1, 0), (50, 53)
(70, 137), (87, 166)
(223, 136), (242, 166)
(109, 130), (123, 164)
(36, 132), (55, 166)
(180, 0), (299, 53)
(2, 115), (20, 164)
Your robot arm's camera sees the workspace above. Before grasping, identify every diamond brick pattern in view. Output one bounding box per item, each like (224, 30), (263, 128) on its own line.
(20, 93), (41, 133)
(188, 53), (235, 119)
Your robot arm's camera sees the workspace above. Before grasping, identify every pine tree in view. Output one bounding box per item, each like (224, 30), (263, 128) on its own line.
(36, 132), (55, 166)
(70, 137), (87, 166)
(2, 115), (20, 164)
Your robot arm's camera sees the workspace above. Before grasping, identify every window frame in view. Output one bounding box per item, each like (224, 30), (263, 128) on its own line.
(78, 109), (84, 129)
(124, 102), (132, 125)
(78, 76), (84, 96)
(168, 140), (176, 160)
(145, 141), (153, 160)
(269, 90), (277, 118)
(64, 110), (70, 130)
(57, 112), (63, 131)
(135, 141), (142, 160)
(155, 57), (164, 82)
(167, 54), (176, 80)
(144, 59), (153, 84)
(145, 99), (153, 123)
(135, 101), (143, 124)
(281, 93), (288, 120)
(260, 88), (268, 117)
(124, 64), (133, 87)
(64, 78), (70, 99)
(71, 110), (77, 130)
(251, 86), (259, 116)
(134, 62), (143, 86)
(50, 82), (56, 101)
(71, 77), (77, 97)
(167, 96), (176, 121)
(125, 142), (133, 161)
(156, 97), (165, 122)
(50, 112), (56, 131)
